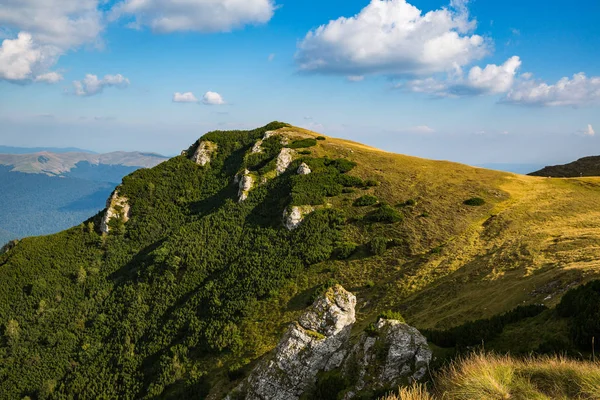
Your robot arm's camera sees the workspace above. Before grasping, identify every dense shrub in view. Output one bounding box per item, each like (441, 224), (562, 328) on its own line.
(354, 195), (378, 207)
(464, 197), (486, 206)
(335, 242), (358, 259)
(363, 179), (379, 187)
(290, 158), (357, 206)
(339, 175), (364, 188)
(367, 205), (402, 223)
(425, 304), (548, 348)
(369, 237), (388, 256)
(557, 280), (600, 350)
(316, 136), (326, 141)
(289, 138), (318, 149)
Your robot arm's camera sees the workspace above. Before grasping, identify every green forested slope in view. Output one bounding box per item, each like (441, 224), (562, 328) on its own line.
(2, 122), (600, 399)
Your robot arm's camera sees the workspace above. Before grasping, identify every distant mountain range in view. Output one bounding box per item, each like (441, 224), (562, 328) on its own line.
(0, 145), (95, 154)
(529, 156), (600, 177)
(0, 150), (168, 243)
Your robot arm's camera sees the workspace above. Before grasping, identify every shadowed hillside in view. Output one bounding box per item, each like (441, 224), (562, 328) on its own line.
(530, 156), (600, 178)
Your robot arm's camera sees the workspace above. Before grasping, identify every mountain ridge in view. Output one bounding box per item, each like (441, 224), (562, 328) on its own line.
(1, 122), (600, 399)
(529, 155), (600, 177)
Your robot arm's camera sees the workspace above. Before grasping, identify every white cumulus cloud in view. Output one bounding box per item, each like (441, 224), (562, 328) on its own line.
(202, 91), (226, 105)
(173, 92), (199, 103)
(0, 0), (103, 84)
(585, 124), (595, 136)
(401, 56), (521, 97)
(296, 0), (489, 77)
(34, 71), (64, 83)
(503, 73), (600, 107)
(72, 74), (130, 96)
(110, 0), (275, 33)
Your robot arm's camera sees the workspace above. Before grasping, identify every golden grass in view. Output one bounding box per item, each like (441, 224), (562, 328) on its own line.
(278, 126), (600, 330)
(383, 353), (600, 400)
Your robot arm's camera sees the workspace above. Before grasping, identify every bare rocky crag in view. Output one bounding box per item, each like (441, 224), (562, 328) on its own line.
(227, 285), (432, 400)
(192, 141), (218, 166)
(283, 206), (314, 231)
(100, 190), (131, 234)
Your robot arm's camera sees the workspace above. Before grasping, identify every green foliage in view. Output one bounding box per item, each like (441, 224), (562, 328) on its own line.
(316, 136), (326, 141)
(398, 199), (417, 207)
(339, 175), (364, 188)
(363, 179), (379, 187)
(353, 195), (378, 207)
(557, 280), (600, 351)
(464, 197), (486, 206)
(290, 158), (357, 206)
(369, 237), (388, 256)
(0, 122), (350, 399)
(425, 304), (548, 349)
(377, 310), (405, 323)
(367, 205), (403, 223)
(288, 138), (318, 149)
(298, 150), (312, 155)
(334, 242), (358, 260)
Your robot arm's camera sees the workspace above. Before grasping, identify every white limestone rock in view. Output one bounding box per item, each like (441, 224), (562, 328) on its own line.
(276, 148), (294, 175)
(297, 163), (312, 175)
(283, 206), (314, 230)
(226, 286), (432, 400)
(228, 285), (356, 400)
(238, 169), (254, 202)
(251, 140), (264, 154)
(100, 190), (131, 234)
(341, 319), (432, 399)
(192, 141), (217, 166)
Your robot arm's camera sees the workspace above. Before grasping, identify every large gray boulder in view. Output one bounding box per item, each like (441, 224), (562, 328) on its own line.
(229, 285), (356, 400)
(341, 319), (432, 399)
(227, 286), (432, 400)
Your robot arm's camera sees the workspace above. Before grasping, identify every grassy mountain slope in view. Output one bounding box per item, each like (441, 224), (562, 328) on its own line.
(530, 156), (600, 177)
(1, 123), (600, 399)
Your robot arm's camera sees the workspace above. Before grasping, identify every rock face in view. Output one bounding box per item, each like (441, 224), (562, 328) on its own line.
(276, 148), (294, 175)
(297, 162), (312, 175)
(192, 141), (217, 166)
(229, 285), (356, 400)
(340, 320), (432, 399)
(283, 206), (314, 230)
(227, 286), (431, 400)
(238, 170), (254, 202)
(100, 190), (131, 234)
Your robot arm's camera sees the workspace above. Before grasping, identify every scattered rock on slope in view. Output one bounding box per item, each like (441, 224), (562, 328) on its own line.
(297, 162), (312, 175)
(276, 148), (294, 174)
(283, 206), (314, 230)
(100, 190), (131, 234)
(227, 285), (432, 400)
(192, 141), (218, 166)
(238, 169), (254, 202)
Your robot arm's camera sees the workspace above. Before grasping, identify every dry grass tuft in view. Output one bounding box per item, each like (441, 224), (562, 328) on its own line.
(381, 353), (600, 400)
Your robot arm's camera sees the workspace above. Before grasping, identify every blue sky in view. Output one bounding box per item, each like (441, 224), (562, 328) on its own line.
(1, 0), (599, 165)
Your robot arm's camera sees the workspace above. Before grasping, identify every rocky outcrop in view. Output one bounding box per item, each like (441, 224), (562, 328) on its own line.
(276, 148), (294, 175)
(340, 319), (432, 399)
(228, 285), (356, 400)
(283, 206), (314, 230)
(192, 141), (217, 166)
(227, 286), (431, 400)
(297, 163), (311, 175)
(0, 240), (19, 255)
(100, 190), (131, 234)
(252, 131), (280, 154)
(238, 169), (254, 202)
